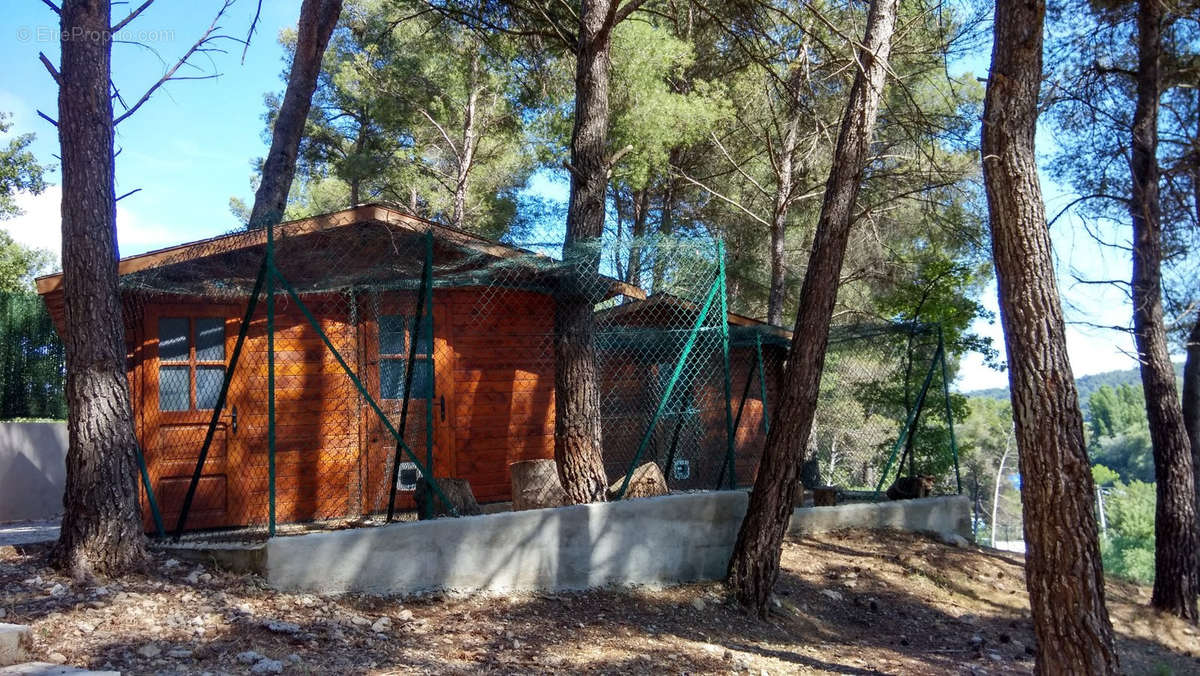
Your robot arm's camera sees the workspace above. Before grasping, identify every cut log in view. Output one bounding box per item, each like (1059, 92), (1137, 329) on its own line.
(813, 486), (838, 507)
(510, 459), (568, 511)
(609, 462), (670, 500)
(415, 477), (481, 519)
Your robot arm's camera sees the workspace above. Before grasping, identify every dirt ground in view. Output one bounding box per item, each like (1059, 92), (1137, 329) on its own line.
(2, 529), (1197, 675)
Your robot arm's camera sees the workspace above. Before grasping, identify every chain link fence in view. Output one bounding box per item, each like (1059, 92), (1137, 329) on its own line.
(114, 210), (777, 539)
(807, 323), (961, 498)
(93, 208), (960, 539)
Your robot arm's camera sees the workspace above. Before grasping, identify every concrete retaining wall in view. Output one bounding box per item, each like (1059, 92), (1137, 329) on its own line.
(0, 422), (67, 522)
(267, 492), (970, 596)
(788, 495), (971, 538)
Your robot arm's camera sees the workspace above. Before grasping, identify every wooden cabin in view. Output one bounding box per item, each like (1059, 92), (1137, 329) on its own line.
(595, 295), (789, 490)
(36, 205), (789, 532)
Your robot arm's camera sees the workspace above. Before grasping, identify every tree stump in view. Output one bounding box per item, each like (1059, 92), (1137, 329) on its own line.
(608, 462), (670, 500)
(813, 486), (838, 507)
(415, 477), (481, 519)
(510, 459), (567, 511)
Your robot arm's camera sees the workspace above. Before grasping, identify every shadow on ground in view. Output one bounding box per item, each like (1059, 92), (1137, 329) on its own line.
(1, 529), (1197, 674)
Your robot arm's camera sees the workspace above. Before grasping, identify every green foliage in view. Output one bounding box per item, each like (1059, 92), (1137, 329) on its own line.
(0, 291), (66, 420)
(1085, 383), (1154, 483)
(606, 22), (730, 190)
(0, 113), (47, 221)
(1092, 427), (1155, 484)
(957, 396), (1022, 540)
(1088, 383), (1145, 439)
(0, 230), (53, 294)
(1091, 463), (1121, 487)
(249, 0), (536, 238)
(1099, 478), (1157, 584)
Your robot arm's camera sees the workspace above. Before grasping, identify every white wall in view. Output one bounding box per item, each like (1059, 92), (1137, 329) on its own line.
(266, 492), (971, 596)
(0, 422), (67, 522)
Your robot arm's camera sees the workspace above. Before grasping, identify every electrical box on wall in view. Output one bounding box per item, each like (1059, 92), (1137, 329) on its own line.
(397, 462), (421, 491)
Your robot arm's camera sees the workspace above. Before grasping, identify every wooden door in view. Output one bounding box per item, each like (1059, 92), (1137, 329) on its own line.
(141, 305), (238, 531)
(362, 295), (455, 514)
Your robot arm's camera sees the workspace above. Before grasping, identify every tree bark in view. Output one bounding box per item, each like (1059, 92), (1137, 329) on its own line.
(981, 0), (1121, 671)
(249, 0), (342, 229)
(626, 188), (650, 287)
(766, 114), (797, 327)
(52, 0), (146, 578)
(1128, 0), (1199, 622)
(765, 49), (810, 327)
(553, 0), (620, 504)
(1183, 317), (1200, 553)
(725, 0), (899, 617)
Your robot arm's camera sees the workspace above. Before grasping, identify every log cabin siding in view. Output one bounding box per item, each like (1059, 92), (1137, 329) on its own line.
(444, 288), (556, 503)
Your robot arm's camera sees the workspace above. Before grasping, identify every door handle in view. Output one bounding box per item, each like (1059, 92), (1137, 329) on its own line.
(230, 405), (238, 435)
(439, 395), (446, 422)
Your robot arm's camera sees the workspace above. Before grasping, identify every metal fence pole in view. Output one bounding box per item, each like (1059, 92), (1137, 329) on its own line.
(938, 325), (962, 494)
(873, 341), (942, 498)
(266, 222), (277, 536)
(717, 240), (736, 490)
(387, 230), (433, 521)
(422, 232), (435, 516)
(135, 444), (165, 538)
(616, 270), (722, 499)
(717, 348), (760, 489)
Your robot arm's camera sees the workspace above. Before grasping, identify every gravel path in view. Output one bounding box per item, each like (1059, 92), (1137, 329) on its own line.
(0, 520), (59, 547)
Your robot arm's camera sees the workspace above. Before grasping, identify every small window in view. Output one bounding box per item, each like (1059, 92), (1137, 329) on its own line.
(157, 317), (226, 412)
(158, 318), (189, 362)
(380, 358), (433, 399)
(379, 314), (433, 400)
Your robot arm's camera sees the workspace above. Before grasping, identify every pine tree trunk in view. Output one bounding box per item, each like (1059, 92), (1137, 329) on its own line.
(652, 149), (678, 291)
(452, 52), (481, 231)
(725, 0), (898, 616)
(249, 0), (342, 229)
(766, 50), (809, 328)
(52, 0), (146, 578)
(1128, 0), (1199, 622)
(626, 188), (649, 288)
(1184, 318), (1200, 568)
(553, 0), (618, 504)
(766, 116), (797, 327)
(981, 0), (1121, 670)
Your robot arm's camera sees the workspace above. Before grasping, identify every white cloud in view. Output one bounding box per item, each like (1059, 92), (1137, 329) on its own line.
(4, 187), (60, 257)
(956, 282), (1138, 393)
(3, 186), (181, 266)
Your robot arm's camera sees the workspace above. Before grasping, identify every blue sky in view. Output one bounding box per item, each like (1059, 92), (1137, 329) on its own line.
(2, 1), (302, 250)
(0, 1), (1141, 391)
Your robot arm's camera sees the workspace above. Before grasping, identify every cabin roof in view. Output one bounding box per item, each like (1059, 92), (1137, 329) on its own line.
(34, 204), (647, 300)
(596, 293), (792, 342)
(35, 203), (789, 343)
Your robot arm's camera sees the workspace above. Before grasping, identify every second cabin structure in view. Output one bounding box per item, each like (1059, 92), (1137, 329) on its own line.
(36, 204), (786, 533)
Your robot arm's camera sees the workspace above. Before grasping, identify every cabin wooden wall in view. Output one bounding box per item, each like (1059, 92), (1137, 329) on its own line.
(125, 287), (559, 530)
(597, 331), (782, 490)
(75, 283), (776, 533)
(445, 288), (556, 503)
(132, 294), (361, 531)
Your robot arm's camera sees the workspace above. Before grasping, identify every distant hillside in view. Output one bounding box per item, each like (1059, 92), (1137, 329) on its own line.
(967, 363), (1185, 414)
